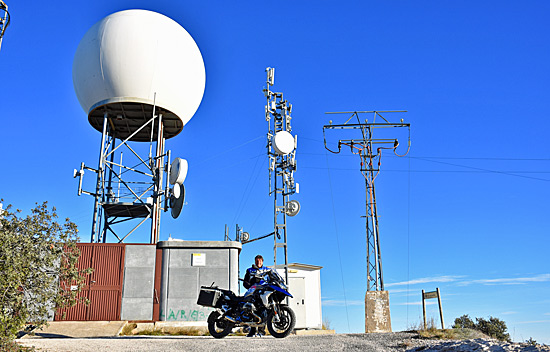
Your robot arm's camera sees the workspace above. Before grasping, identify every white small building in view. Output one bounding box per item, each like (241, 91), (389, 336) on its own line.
(275, 263), (323, 330)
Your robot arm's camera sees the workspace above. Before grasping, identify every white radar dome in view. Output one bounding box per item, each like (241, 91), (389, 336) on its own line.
(73, 9), (206, 141)
(272, 131), (295, 155)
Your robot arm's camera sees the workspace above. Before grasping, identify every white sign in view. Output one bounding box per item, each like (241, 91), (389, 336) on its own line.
(192, 253), (206, 266)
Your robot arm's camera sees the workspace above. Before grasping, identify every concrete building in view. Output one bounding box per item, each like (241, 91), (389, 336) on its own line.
(276, 263), (323, 330)
(157, 240), (241, 322)
(55, 241), (241, 322)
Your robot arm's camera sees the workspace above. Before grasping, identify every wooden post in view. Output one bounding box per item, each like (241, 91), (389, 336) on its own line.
(422, 289), (426, 330)
(437, 287), (444, 329)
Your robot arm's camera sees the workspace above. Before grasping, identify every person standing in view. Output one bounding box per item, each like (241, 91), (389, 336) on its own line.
(243, 254), (271, 337)
(243, 254), (271, 289)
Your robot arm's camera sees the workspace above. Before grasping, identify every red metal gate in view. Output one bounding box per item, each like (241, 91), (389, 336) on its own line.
(55, 243), (125, 321)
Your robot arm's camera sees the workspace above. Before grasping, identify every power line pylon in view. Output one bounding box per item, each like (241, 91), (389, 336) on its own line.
(323, 110), (410, 332)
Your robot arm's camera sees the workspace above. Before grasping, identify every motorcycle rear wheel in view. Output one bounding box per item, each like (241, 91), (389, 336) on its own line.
(267, 305), (296, 338)
(207, 311), (233, 338)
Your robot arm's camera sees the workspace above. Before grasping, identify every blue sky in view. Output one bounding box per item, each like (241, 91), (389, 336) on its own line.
(1, 1), (549, 344)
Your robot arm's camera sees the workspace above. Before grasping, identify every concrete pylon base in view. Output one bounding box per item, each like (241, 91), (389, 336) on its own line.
(365, 290), (392, 333)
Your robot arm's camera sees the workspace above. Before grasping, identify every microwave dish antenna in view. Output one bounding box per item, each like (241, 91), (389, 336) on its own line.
(169, 158), (189, 185)
(285, 200), (300, 217)
(72, 9), (205, 141)
(170, 185), (185, 219)
(272, 131), (296, 155)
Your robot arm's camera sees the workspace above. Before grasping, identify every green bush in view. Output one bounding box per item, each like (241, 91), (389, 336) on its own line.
(452, 314), (476, 330)
(475, 317), (510, 342)
(0, 201), (91, 345)
(452, 315), (510, 342)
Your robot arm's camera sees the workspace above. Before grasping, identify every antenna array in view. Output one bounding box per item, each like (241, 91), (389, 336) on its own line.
(264, 68), (300, 284)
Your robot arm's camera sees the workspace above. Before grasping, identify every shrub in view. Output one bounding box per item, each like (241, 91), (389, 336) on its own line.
(475, 317), (510, 342)
(452, 315), (510, 342)
(452, 314), (476, 330)
(0, 201), (90, 345)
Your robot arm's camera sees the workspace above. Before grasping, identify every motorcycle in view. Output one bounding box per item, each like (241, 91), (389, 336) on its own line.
(196, 269), (296, 338)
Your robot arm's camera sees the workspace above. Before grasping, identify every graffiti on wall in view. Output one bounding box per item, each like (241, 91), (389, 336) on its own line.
(160, 307), (213, 321)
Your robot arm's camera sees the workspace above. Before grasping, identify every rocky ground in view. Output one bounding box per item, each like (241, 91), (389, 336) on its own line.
(18, 332), (550, 352)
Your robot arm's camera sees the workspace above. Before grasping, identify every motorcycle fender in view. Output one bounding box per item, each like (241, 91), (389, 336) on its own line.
(207, 310), (221, 324)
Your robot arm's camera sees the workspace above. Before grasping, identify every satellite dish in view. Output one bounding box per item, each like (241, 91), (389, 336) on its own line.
(170, 184), (185, 219)
(272, 131), (295, 155)
(285, 200), (300, 217)
(169, 158), (188, 185)
(241, 232), (250, 242)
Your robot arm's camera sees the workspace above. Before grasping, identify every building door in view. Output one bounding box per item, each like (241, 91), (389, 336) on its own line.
(288, 277), (307, 329)
(55, 244), (125, 321)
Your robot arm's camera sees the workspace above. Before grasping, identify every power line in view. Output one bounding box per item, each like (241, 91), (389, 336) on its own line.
(302, 166), (550, 174)
(413, 156), (550, 182)
(299, 152), (550, 161)
(325, 150), (351, 332)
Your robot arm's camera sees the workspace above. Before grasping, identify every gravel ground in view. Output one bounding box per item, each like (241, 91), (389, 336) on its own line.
(18, 333), (550, 352)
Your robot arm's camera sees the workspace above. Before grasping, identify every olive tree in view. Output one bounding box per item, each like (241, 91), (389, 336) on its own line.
(0, 201), (90, 346)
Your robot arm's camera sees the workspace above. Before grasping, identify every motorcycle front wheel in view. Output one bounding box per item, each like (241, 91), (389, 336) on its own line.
(207, 311), (234, 338)
(267, 305), (296, 338)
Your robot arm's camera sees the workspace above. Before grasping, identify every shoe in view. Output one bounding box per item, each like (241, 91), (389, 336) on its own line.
(246, 327), (257, 337)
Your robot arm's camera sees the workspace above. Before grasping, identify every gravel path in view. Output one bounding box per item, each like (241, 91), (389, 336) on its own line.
(19, 333), (550, 352)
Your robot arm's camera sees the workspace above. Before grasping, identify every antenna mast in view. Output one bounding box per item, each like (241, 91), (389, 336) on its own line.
(0, 1), (10, 52)
(264, 68), (300, 284)
(323, 110), (410, 331)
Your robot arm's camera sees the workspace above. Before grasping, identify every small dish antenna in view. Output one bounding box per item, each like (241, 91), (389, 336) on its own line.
(285, 200), (300, 217)
(241, 231), (250, 242)
(170, 184), (185, 219)
(272, 131), (295, 155)
(169, 158), (188, 185)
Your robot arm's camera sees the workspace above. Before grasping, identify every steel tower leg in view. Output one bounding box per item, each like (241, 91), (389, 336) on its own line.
(151, 114), (164, 244)
(91, 113), (108, 242)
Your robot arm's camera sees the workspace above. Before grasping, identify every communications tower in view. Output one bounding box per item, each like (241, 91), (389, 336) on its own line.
(323, 110), (410, 332)
(264, 68), (300, 283)
(0, 1), (10, 52)
(72, 10), (205, 244)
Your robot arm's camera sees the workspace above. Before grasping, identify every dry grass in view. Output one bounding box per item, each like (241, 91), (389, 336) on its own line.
(408, 317), (489, 341)
(155, 327), (208, 336)
(120, 323), (137, 336)
(119, 323), (209, 336)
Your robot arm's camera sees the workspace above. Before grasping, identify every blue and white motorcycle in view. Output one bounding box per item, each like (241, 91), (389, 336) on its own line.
(197, 269), (295, 338)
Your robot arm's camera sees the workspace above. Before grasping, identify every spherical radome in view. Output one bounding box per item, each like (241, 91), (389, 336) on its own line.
(73, 9), (205, 141)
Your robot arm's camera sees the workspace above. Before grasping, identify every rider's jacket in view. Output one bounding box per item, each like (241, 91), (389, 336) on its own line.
(243, 265), (272, 289)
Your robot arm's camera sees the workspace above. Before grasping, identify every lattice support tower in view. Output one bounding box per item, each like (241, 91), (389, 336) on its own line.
(323, 111), (409, 291)
(263, 68), (299, 284)
(75, 107), (174, 244)
(323, 111), (410, 333)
